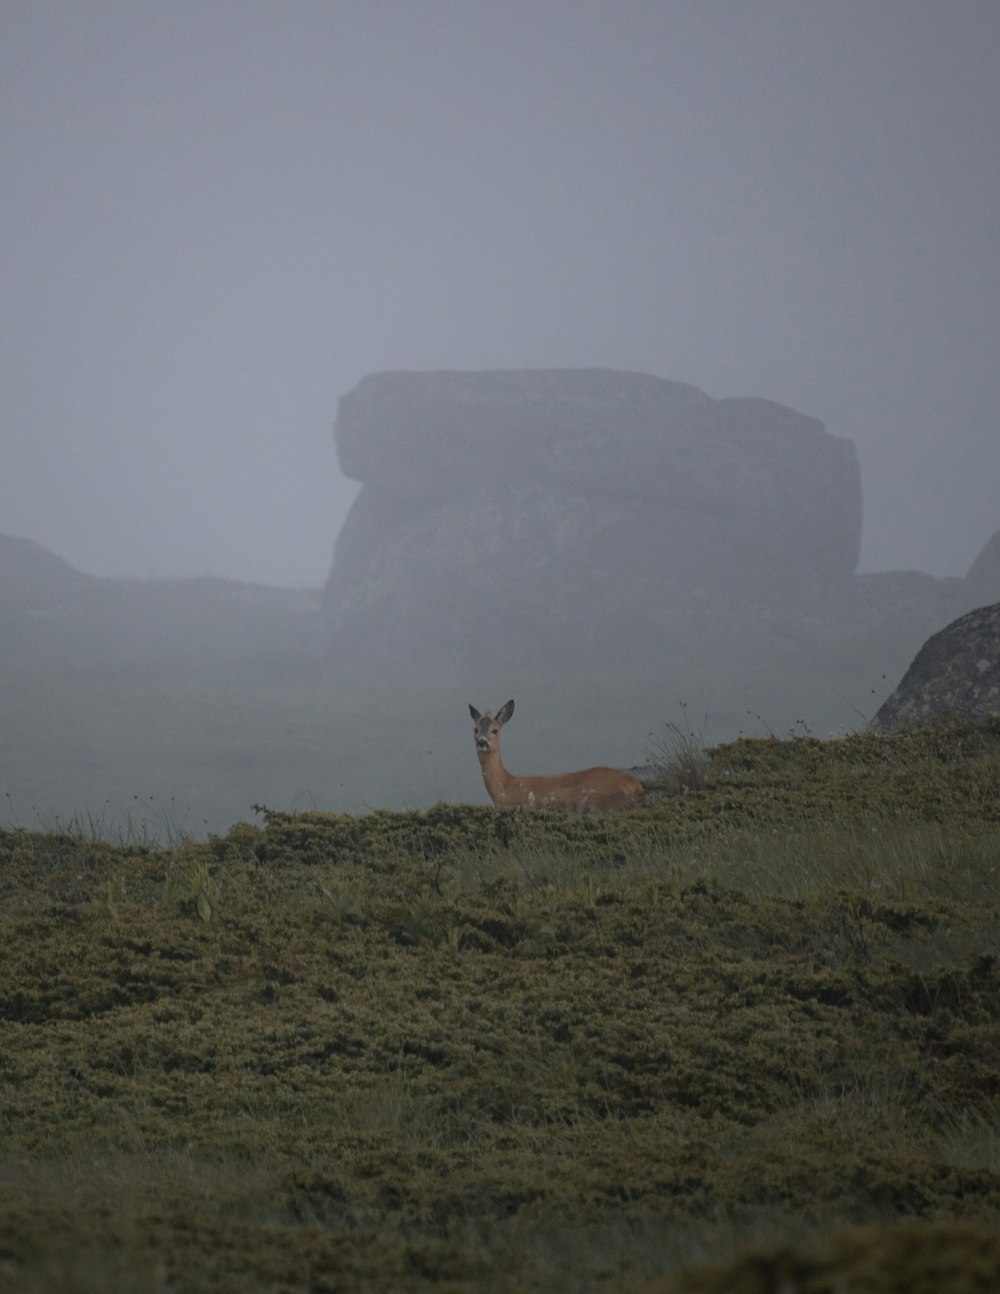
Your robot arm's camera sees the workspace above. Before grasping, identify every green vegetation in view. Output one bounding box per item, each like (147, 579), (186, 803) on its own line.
(1, 720), (999, 1292)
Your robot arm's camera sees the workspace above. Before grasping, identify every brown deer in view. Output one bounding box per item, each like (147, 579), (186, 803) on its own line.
(468, 700), (643, 812)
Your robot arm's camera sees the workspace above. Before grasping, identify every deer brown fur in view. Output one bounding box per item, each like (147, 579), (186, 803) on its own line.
(468, 700), (642, 812)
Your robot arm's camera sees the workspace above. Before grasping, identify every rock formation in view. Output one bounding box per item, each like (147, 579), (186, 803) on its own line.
(322, 369), (863, 677)
(317, 369), (1000, 737)
(871, 603), (1000, 732)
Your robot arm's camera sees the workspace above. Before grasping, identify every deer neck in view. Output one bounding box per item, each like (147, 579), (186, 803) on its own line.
(478, 746), (514, 805)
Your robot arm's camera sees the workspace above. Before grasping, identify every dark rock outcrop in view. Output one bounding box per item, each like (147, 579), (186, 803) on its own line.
(871, 603), (1000, 733)
(323, 369), (862, 677)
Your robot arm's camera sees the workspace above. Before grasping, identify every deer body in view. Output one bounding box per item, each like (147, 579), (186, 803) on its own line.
(469, 700), (643, 812)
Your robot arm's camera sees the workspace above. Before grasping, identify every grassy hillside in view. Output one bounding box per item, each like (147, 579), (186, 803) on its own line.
(1, 721), (999, 1292)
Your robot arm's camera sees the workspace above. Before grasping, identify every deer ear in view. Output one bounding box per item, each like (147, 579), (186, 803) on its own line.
(469, 705), (482, 722)
(496, 699), (515, 725)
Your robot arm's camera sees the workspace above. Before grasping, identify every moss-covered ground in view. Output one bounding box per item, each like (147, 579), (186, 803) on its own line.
(1, 721), (999, 1291)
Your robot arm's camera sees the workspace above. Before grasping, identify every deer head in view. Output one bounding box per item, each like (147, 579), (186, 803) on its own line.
(469, 699), (515, 758)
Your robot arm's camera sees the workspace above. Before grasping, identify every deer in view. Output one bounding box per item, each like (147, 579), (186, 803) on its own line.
(468, 699), (643, 812)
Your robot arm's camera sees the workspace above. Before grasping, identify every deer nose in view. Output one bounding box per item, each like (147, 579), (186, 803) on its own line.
(476, 737), (489, 752)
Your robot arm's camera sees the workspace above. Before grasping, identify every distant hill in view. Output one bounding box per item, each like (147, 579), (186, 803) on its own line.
(0, 533), (99, 607)
(0, 532), (320, 676)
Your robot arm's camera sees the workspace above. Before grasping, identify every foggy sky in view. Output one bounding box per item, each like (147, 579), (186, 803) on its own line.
(2, 0), (998, 588)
